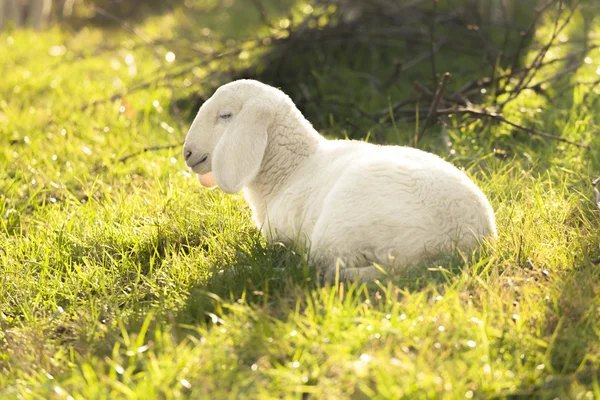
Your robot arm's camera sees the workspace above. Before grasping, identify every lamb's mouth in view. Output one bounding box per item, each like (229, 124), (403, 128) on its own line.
(190, 154), (209, 169)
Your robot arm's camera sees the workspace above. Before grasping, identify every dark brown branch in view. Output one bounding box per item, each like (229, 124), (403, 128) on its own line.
(416, 72), (451, 143)
(118, 143), (184, 163)
(510, 0), (555, 69)
(249, 0), (271, 27)
(429, 0), (439, 89)
(438, 107), (589, 148)
(81, 43), (258, 111)
(501, 0), (580, 107)
(384, 39), (447, 88)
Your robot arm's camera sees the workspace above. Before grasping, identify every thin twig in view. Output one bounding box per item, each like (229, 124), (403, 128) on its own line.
(118, 143), (183, 163)
(510, 0), (555, 69)
(92, 6), (152, 43)
(438, 107), (589, 148)
(384, 39), (447, 87)
(502, 0), (580, 107)
(429, 0), (439, 89)
(250, 0), (270, 25)
(417, 72), (451, 142)
(81, 44), (258, 111)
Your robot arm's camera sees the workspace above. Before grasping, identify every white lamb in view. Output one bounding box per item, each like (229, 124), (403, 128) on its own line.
(183, 79), (497, 281)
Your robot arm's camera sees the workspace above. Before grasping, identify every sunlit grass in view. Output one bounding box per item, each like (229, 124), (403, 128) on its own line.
(1, 1), (600, 398)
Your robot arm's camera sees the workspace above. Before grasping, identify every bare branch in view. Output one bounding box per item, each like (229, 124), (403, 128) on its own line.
(429, 0), (439, 89)
(417, 72), (451, 143)
(118, 143), (183, 163)
(438, 107), (589, 148)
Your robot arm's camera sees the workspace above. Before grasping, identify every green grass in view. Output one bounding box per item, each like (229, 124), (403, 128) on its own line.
(1, 1), (600, 398)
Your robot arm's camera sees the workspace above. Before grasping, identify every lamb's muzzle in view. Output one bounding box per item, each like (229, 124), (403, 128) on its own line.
(182, 79), (497, 282)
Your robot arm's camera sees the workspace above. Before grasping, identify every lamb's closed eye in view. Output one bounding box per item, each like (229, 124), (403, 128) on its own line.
(182, 79), (497, 282)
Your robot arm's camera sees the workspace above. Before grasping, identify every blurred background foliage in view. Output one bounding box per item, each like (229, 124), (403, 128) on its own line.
(4, 0), (598, 159)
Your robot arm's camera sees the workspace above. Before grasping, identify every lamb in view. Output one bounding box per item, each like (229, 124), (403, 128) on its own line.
(183, 79), (497, 281)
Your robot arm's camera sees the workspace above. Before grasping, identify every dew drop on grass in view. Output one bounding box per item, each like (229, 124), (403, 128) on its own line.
(465, 390), (474, 399)
(180, 379), (191, 389)
(438, 326), (445, 332)
(290, 330), (297, 337)
(115, 365), (124, 374)
(82, 146), (92, 155)
(49, 45), (66, 56)
(165, 52), (176, 63)
(467, 340), (476, 348)
(137, 345), (149, 353)
(160, 121), (175, 133)
(359, 354), (371, 363)
(483, 364), (491, 374)
(292, 361), (300, 368)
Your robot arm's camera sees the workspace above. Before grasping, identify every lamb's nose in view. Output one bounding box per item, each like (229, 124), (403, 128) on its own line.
(184, 150), (192, 161)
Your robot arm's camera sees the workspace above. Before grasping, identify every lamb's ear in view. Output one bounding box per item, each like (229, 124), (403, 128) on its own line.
(212, 100), (269, 193)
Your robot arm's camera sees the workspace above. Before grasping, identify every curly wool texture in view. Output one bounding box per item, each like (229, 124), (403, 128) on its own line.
(183, 80), (497, 281)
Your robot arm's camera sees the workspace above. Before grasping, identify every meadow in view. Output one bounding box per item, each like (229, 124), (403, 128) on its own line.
(1, 0), (600, 398)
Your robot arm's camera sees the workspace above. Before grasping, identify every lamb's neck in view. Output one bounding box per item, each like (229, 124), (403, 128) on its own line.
(244, 114), (323, 223)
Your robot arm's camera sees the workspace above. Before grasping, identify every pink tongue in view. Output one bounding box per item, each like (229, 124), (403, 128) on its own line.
(198, 172), (217, 189)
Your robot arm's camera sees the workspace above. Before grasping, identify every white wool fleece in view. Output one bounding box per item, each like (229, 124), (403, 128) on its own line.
(183, 79), (497, 281)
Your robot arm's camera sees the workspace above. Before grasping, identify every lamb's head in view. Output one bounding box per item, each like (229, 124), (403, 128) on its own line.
(183, 79), (287, 194)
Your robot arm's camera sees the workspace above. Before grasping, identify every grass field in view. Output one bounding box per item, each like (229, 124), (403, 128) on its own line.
(1, 1), (600, 398)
